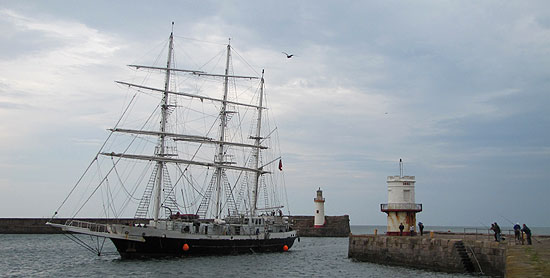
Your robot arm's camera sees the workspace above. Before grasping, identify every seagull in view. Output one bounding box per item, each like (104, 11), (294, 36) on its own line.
(282, 52), (294, 58)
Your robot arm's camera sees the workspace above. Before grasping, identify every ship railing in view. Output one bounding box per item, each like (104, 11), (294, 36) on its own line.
(380, 203), (422, 211)
(64, 219), (109, 233)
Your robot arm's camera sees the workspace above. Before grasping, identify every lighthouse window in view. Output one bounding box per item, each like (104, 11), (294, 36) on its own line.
(403, 189), (410, 200)
(316, 210), (319, 213)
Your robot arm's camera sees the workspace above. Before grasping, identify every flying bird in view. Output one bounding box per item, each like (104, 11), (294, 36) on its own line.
(282, 52), (294, 58)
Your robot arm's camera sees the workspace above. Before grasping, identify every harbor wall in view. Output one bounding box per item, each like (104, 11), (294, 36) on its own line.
(291, 215), (350, 237)
(0, 215), (351, 237)
(0, 218), (148, 234)
(348, 235), (506, 277)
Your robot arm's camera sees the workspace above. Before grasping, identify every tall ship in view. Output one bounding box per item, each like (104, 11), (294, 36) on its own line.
(48, 25), (297, 258)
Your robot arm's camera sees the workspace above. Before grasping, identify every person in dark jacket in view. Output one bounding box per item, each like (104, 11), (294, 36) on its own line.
(399, 223), (404, 236)
(491, 222), (502, 242)
(418, 222), (424, 236)
(494, 222), (502, 242)
(489, 223), (497, 241)
(522, 224), (532, 245)
(513, 223), (521, 241)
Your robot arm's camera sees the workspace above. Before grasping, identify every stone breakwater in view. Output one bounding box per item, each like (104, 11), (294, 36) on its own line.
(291, 215), (350, 237)
(0, 218), (149, 234)
(348, 234), (506, 277)
(505, 237), (550, 277)
(0, 215), (351, 237)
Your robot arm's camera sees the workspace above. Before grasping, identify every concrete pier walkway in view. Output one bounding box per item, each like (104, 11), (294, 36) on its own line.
(349, 232), (550, 277)
(506, 237), (550, 278)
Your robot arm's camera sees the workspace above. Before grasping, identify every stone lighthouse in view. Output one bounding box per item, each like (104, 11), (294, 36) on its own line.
(314, 187), (325, 228)
(381, 159), (422, 235)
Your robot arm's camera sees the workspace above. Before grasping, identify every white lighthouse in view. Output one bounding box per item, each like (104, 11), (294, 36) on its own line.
(381, 159), (422, 235)
(314, 187), (325, 228)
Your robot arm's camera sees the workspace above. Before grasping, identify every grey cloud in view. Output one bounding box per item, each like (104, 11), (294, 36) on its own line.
(0, 101), (31, 110)
(0, 1), (549, 226)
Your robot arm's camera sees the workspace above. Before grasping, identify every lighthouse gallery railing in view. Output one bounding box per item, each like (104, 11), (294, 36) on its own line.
(380, 203), (422, 212)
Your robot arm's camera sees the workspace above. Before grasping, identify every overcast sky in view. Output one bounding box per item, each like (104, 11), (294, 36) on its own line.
(1, 1), (549, 227)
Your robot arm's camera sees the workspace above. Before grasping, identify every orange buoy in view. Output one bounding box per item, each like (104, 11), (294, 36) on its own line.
(283, 245), (289, 251)
(182, 243), (190, 251)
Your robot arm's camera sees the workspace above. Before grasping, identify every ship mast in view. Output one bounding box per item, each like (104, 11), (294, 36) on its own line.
(214, 41), (231, 219)
(251, 70), (265, 216)
(152, 24), (174, 224)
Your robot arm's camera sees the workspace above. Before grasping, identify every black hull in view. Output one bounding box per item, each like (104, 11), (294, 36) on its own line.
(111, 236), (297, 258)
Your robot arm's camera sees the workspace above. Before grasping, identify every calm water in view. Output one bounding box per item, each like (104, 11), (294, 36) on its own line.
(1, 231), (481, 278)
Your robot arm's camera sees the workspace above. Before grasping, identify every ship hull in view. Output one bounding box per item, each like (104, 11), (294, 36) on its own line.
(111, 236), (297, 258)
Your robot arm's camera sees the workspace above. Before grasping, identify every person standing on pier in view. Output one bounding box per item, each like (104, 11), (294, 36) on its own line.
(418, 222), (424, 236)
(409, 225), (414, 236)
(399, 223), (404, 236)
(513, 223), (521, 241)
(522, 224), (532, 245)
(494, 222), (502, 242)
(491, 222), (502, 242)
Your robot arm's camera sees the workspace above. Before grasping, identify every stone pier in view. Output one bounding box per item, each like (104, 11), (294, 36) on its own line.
(349, 233), (507, 276)
(0, 216), (351, 237)
(291, 215), (350, 237)
(0, 218), (148, 234)
(349, 233), (550, 277)
(505, 237), (550, 277)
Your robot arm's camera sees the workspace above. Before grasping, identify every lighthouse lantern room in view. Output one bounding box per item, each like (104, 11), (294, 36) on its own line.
(381, 159), (422, 235)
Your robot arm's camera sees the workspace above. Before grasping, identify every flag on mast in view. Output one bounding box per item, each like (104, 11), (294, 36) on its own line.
(278, 159), (283, 171)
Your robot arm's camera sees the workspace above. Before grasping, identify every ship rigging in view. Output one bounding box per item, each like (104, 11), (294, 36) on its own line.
(47, 25), (296, 257)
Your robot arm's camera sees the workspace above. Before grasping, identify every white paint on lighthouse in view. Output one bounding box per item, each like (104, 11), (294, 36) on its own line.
(381, 159), (422, 235)
(387, 176), (416, 204)
(314, 187), (325, 228)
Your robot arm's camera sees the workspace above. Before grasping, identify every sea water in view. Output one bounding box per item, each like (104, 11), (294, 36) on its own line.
(0, 229), (490, 277)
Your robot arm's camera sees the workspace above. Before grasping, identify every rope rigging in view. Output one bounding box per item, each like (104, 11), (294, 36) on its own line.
(52, 36), (289, 221)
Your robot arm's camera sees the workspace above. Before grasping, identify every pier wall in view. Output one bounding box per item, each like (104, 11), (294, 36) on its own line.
(0, 216), (351, 237)
(291, 215), (350, 237)
(0, 218), (148, 234)
(348, 235), (505, 277)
